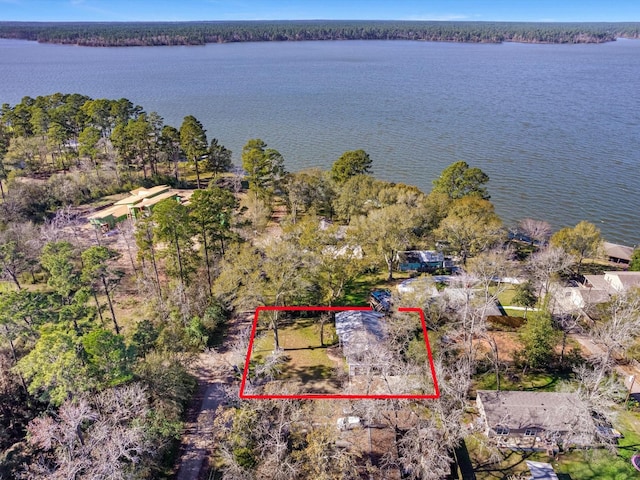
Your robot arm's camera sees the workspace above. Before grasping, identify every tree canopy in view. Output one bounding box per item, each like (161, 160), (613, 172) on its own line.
(629, 249), (640, 271)
(432, 160), (490, 200)
(241, 138), (286, 197)
(330, 149), (372, 183)
(435, 196), (504, 264)
(550, 220), (602, 273)
(180, 115), (208, 189)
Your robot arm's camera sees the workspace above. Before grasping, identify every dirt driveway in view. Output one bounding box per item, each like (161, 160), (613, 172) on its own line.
(174, 313), (252, 480)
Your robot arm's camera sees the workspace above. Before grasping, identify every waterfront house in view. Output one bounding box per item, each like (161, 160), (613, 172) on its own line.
(603, 242), (634, 265)
(397, 250), (446, 272)
(113, 185), (180, 219)
(584, 271), (640, 294)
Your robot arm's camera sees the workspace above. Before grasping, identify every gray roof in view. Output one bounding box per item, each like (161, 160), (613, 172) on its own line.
(603, 242), (634, 262)
(335, 311), (385, 361)
(575, 287), (610, 305)
(477, 390), (588, 432)
(586, 272), (640, 293)
(607, 271), (640, 289)
(526, 461), (559, 480)
(583, 275), (613, 292)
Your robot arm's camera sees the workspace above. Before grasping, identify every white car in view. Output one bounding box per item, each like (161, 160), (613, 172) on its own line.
(337, 416), (361, 431)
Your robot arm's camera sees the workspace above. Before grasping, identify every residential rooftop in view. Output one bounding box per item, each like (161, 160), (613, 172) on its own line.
(476, 390), (587, 432)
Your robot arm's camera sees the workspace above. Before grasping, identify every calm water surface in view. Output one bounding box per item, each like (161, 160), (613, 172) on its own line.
(0, 38), (638, 245)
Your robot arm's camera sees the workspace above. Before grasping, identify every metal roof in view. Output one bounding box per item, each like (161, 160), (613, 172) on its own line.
(335, 311), (385, 361)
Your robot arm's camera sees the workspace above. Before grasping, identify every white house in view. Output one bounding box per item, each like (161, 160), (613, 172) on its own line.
(335, 310), (386, 376)
(561, 271), (640, 312)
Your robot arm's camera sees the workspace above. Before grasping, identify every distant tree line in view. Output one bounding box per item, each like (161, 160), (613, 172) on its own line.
(0, 20), (639, 47)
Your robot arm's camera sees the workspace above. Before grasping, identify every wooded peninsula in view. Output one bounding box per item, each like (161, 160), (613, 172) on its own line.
(1, 93), (640, 479)
(0, 20), (639, 47)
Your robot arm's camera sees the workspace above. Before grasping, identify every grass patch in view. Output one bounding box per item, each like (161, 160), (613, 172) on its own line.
(251, 316), (341, 382)
(473, 370), (572, 393)
(496, 286), (518, 306)
(342, 270), (412, 306)
(342, 271), (386, 306)
(530, 412), (640, 479)
(502, 308), (528, 319)
(554, 449), (638, 479)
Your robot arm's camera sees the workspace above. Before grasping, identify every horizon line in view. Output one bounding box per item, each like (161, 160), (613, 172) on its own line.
(1, 19), (639, 24)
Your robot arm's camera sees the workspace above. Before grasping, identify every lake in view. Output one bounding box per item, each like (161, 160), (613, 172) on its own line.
(0, 38), (638, 245)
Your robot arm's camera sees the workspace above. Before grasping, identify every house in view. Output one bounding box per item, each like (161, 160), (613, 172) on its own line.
(584, 271), (640, 294)
(560, 286), (611, 311)
(397, 250), (446, 272)
(87, 204), (130, 232)
(603, 242), (635, 265)
(114, 185), (180, 219)
(476, 390), (594, 451)
(560, 271), (640, 312)
(602, 271), (640, 292)
(88, 185), (181, 231)
(335, 310), (386, 376)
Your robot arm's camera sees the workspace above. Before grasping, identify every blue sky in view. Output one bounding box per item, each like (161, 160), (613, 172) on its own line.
(0, 0), (638, 22)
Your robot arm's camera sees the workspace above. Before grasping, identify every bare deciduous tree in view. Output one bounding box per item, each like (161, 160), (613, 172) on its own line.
(589, 290), (640, 387)
(383, 416), (454, 480)
(527, 245), (575, 301)
(518, 218), (552, 246)
(24, 383), (154, 480)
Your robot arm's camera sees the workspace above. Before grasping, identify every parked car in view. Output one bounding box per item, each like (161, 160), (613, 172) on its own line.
(337, 416), (361, 431)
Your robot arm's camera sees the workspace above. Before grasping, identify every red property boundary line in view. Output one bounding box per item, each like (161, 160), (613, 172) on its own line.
(239, 306), (441, 400)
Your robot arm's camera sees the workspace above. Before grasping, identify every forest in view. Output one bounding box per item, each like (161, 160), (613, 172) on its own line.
(0, 20), (639, 47)
(1, 93), (640, 479)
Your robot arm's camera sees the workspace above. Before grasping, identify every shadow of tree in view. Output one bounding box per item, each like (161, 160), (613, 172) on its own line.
(281, 364), (344, 394)
(473, 449), (538, 479)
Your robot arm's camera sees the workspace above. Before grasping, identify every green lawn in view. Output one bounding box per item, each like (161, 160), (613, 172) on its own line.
(342, 271), (387, 306)
(495, 286), (518, 306)
(251, 315), (341, 381)
(342, 270), (412, 306)
(502, 307), (527, 318)
(473, 370), (573, 393)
